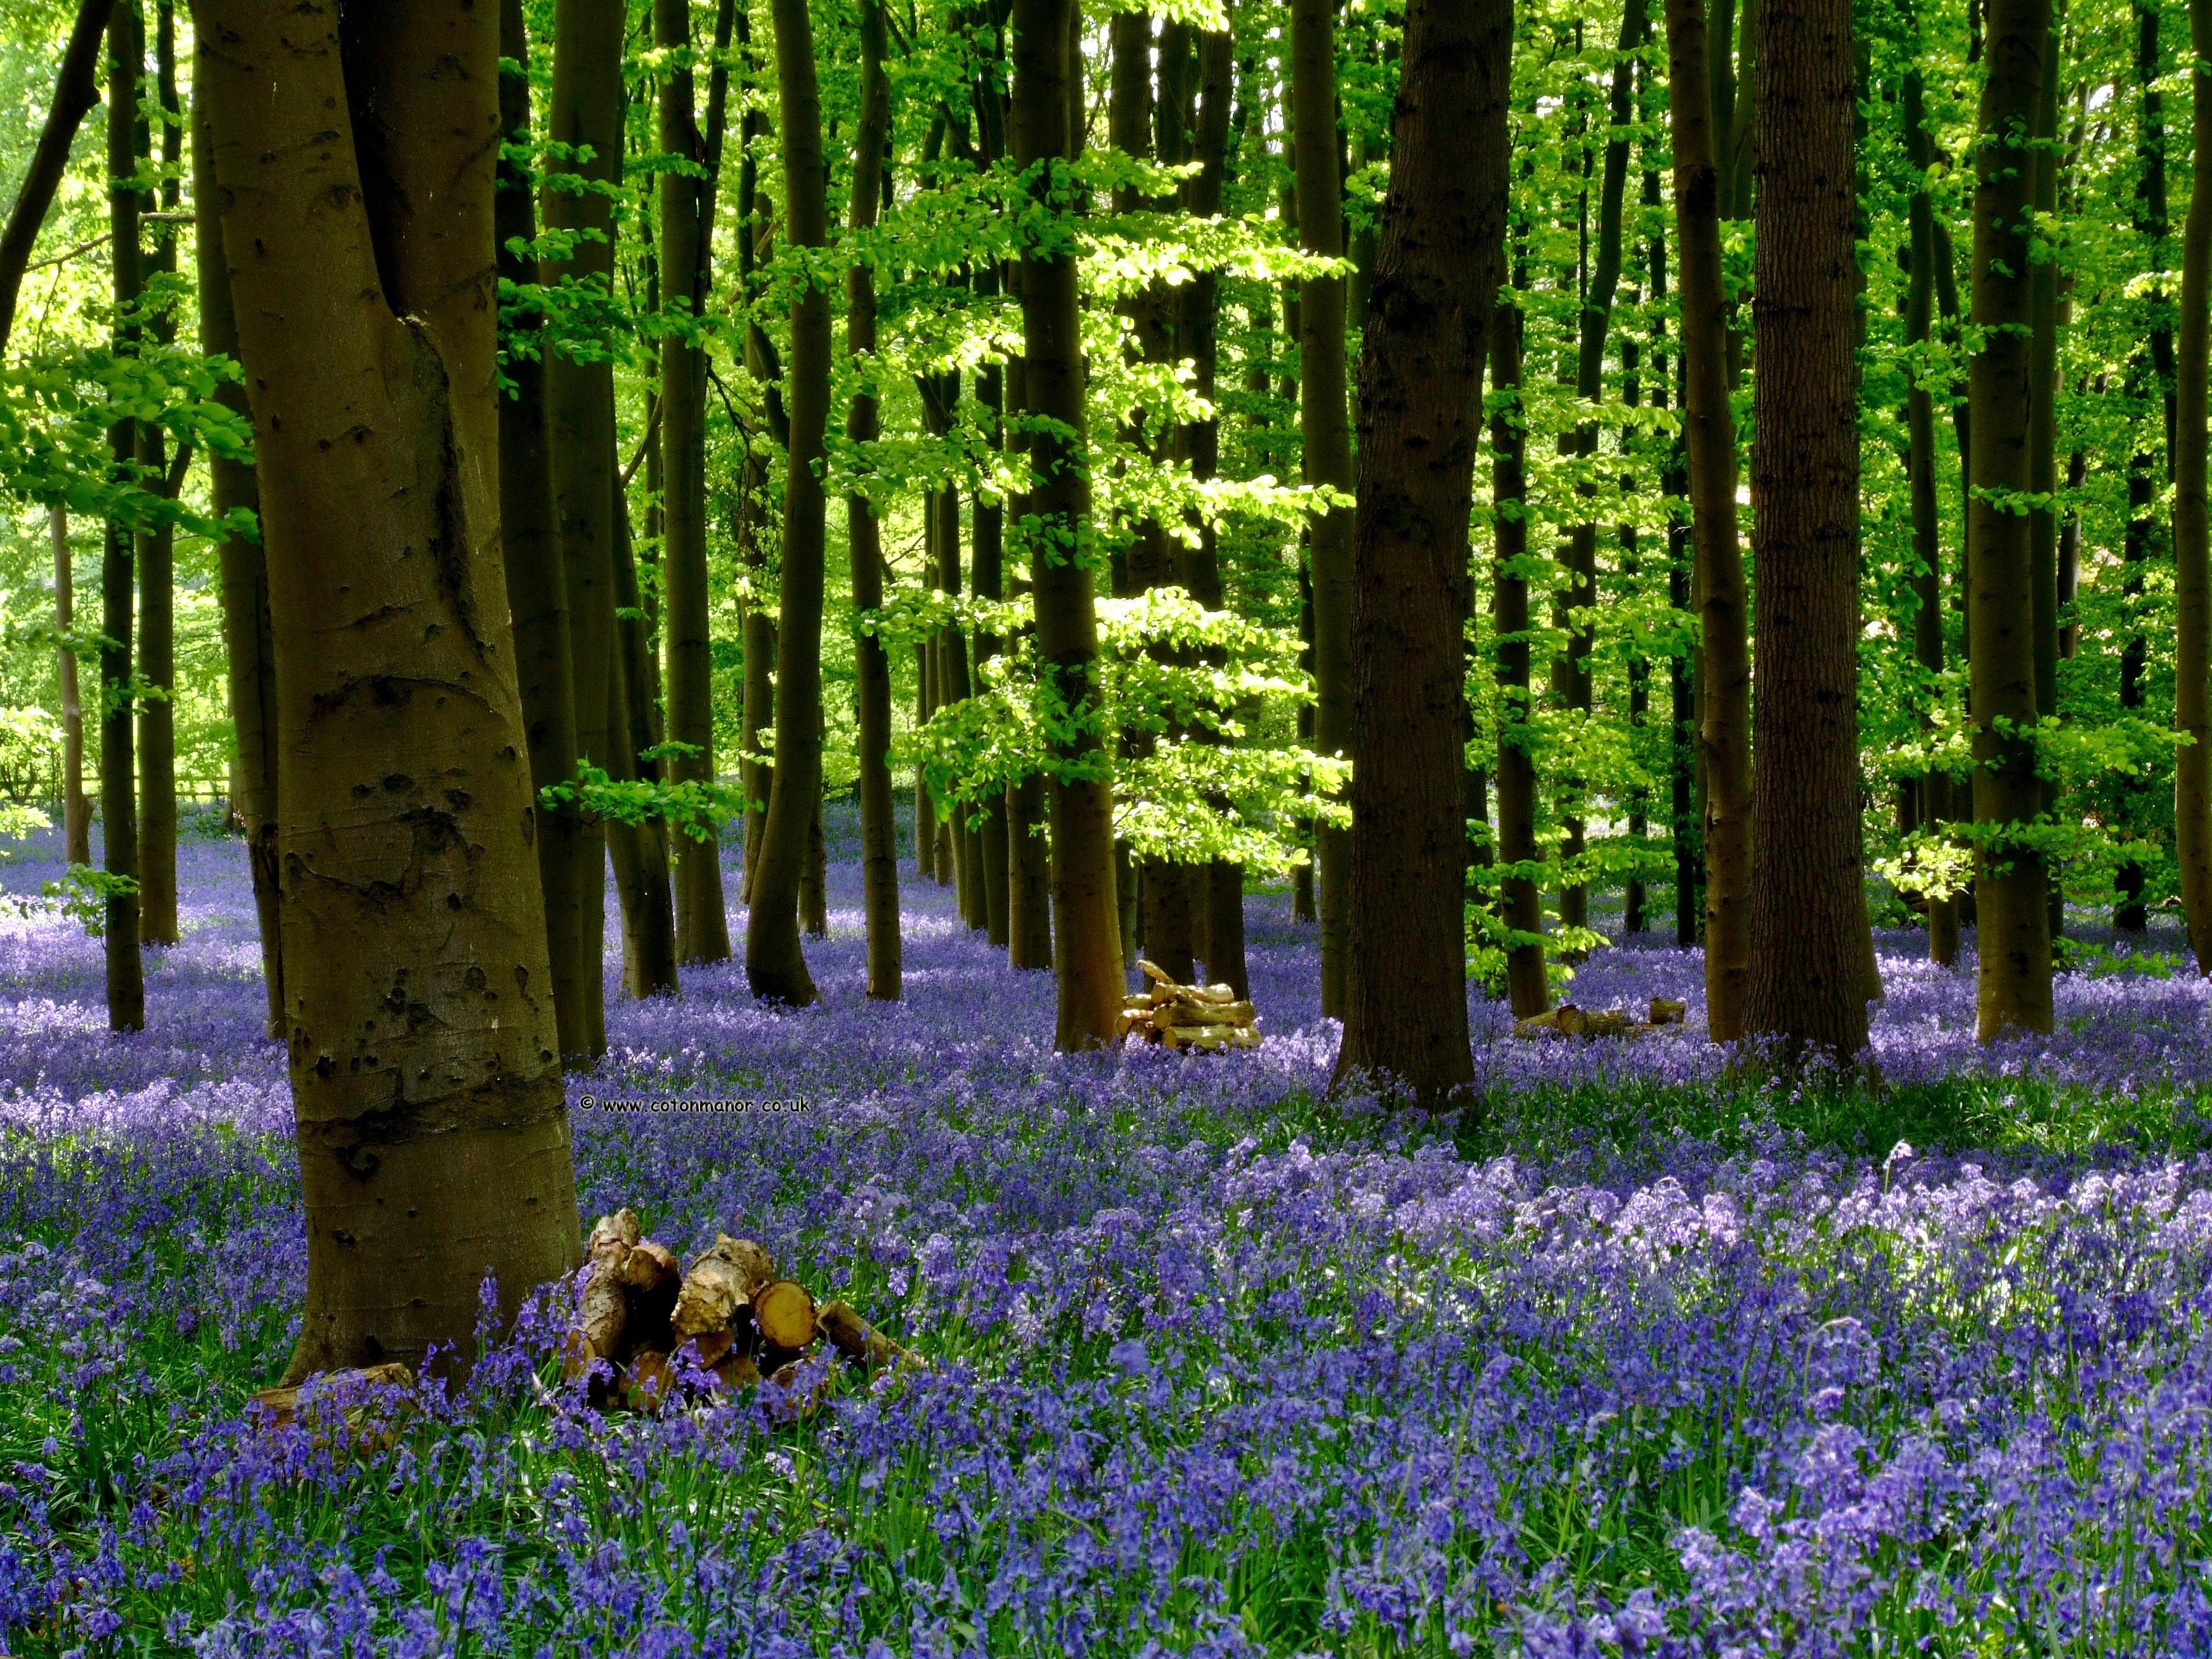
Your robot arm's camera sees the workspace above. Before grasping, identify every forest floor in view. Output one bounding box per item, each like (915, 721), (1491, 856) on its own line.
(1, 815), (2210, 1655)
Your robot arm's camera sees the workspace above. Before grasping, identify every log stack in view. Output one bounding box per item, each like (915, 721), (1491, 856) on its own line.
(564, 1209), (914, 1419)
(1119, 960), (1263, 1051)
(1513, 996), (1688, 1041)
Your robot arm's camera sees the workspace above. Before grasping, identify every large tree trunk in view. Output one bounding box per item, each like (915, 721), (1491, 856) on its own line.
(848, 0), (901, 999)
(746, 0), (831, 1006)
(543, 0), (624, 1055)
(1334, 0), (1508, 1103)
(54, 510), (91, 865)
(1967, 0), (2055, 1038)
(1664, 0), (1753, 1042)
(497, 0), (589, 1046)
(661, 0), (735, 966)
(2176, 0), (2212, 970)
(1903, 68), (1960, 968)
(1743, 0), (1870, 1063)
(1491, 301), (1549, 1020)
(198, 0), (580, 1379)
(101, 0), (145, 1034)
(1552, 0), (1650, 937)
(1017, 0), (1122, 1047)
(193, 68), (282, 1032)
(1291, 0), (1354, 1018)
(0, 0), (108, 355)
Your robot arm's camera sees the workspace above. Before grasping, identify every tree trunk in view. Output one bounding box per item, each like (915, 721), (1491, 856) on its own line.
(913, 641), (935, 880)
(496, 0), (589, 1046)
(1743, 0), (1870, 1063)
(1665, 0), (1754, 1041)
(1648, 145), (1701, 951)
(55, 510), (91, 865)
(1492, 301), (1549, 1020)
(1291, 0), (1354, 1018)
(1334, 0), (1507, 1103)
(2027, 36), (2062, 941)
(543, 0), (623, 1055)
(2118, 0), (2169, 933)
(1967, 0), (2055, 1039)
(607, 483), (680, 998)
(193, 68), (282, 1032)
(1553, 0), (1651, 937)
(1903, 69), (1959, 968)
(200, 0), (580, 1381)
(1177, 25), (1246, 998)
(848, 0), (901, 999)
(132, 0), (182, 951)
(0, 0), (108, 355)
(101, 0), (145, 1034)
(2176, 0), (2212, 971)
(746, 0), (830, 1006)
(1016, 0), (1122, 1047)
(657, 0), (735, 967)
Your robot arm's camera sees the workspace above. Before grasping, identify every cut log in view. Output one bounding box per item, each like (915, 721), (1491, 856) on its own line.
(623, 1350), (675, 1413)
(1649, 996), (1687, 1025)
(672, 1233), (778, 1337)
(762, 1358), (835, 1424)
(753, 1278), (817, 1350)
(587, 1209), (641, 1265)
(1138, 958), (1176, 985)
(818, 1298), (902, 1368)
(684, 1326), (735, 1368)
(712, 1351), (762, 1390)
(578, 1259), (628, 1360)
(249, 1362), (413, 1429)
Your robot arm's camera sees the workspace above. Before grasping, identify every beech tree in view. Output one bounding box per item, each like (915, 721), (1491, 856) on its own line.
(197, 0), (580, 1377)
(1336, 0), (1512, 1102)
(1744, 0), (1871, 1060)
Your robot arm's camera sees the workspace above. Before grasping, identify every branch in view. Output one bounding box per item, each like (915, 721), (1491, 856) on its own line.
(0, 0), (109, 357)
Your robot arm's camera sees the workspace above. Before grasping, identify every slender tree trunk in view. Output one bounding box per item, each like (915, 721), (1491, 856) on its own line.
(913, 642), (935, 880)
(659, 0), (735, 966)
(55, 510), (91, 864)
(0, 0), (108, 355)
(1744, 0), (1869, 1062)
(1903, 70), (1960, 967)
(2176, 0), (2212, 970)
(1647, 148), (1701, 950)
(1016, 0), (1122, 1046)
(200, 0), (580, 1379)
(2118, 0), (2170, 932)
(746, 0), (830, 1005)
(1492, 302), (1549, 1019)
(101, 0), (145, 1033)
(1335, 0), (1507, 1102)
(1967, 0), (2055, 1038)
(1291, 0), (1354, 1017)
(1175, 24), (1246, 997)
(1665, 0), (1754, 1040)
(497, 0), (589, 1046)
(193, 67), (282, 1032)
(2027, 35), (2062, 940)
(848, 0), (901, 998)
(132, 0), (181, 950)
(542, 0), (623, 1055)
(1003, 305), (1053, 973)
(1552, 0), (1650, 937)
(607, 484), (680, 998)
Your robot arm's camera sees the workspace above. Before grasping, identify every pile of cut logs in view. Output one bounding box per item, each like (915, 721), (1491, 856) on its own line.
(1119, 961), (1263, 1051)
(1514, 997), (1688, 1041)
(564, 1208), (911, 1418)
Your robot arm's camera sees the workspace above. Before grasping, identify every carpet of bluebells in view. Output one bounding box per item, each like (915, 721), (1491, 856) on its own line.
(4, 812), (2212, 1656)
